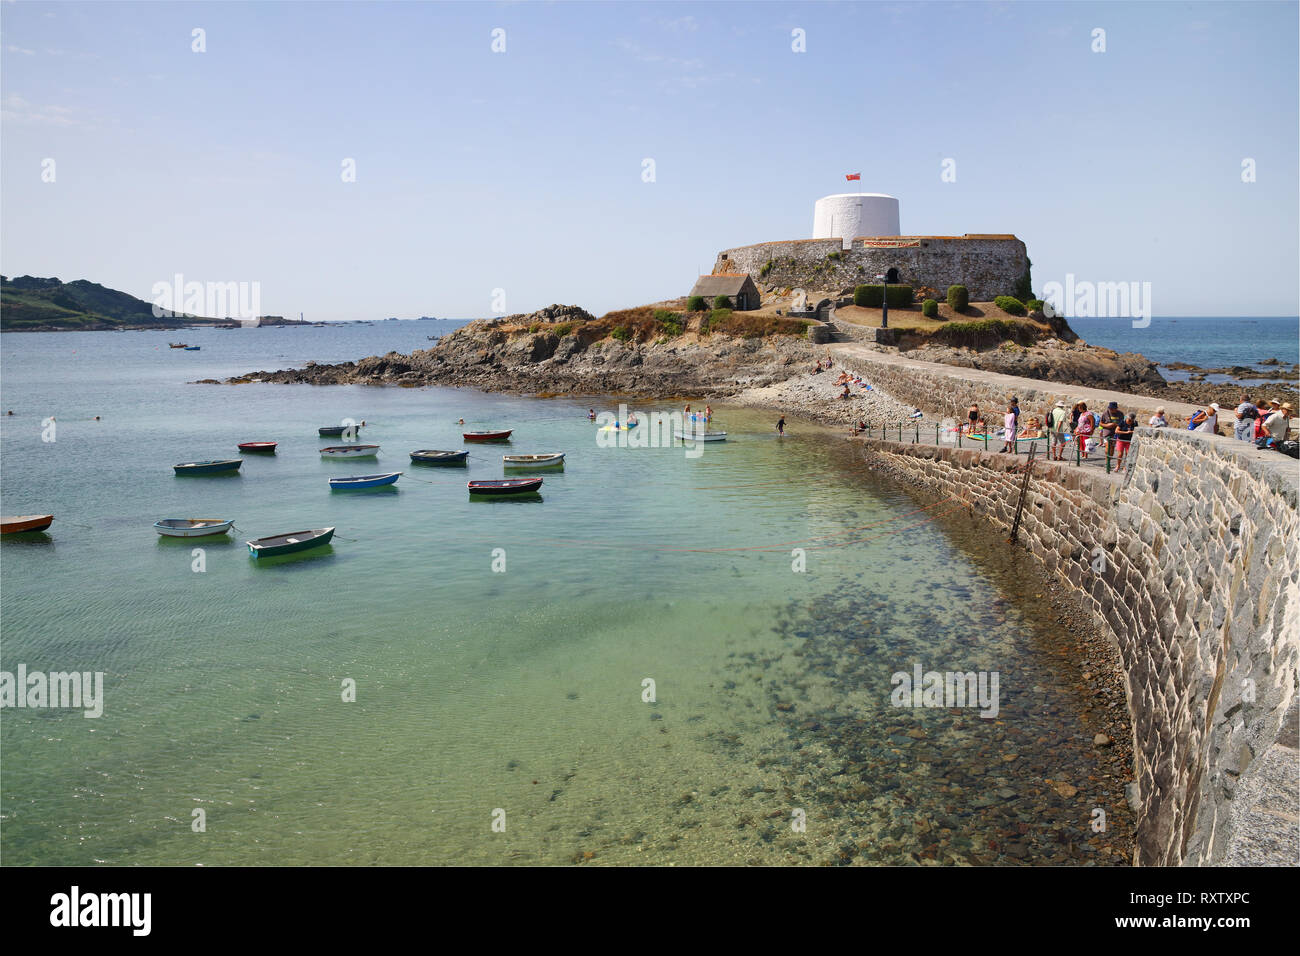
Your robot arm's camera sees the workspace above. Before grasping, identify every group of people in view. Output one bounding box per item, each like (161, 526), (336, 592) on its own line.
(962, 396), (1139, 466)
(962, 391), (1296, 465)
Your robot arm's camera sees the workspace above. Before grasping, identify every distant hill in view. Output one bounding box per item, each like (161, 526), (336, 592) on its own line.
(0, 275), (225, 331)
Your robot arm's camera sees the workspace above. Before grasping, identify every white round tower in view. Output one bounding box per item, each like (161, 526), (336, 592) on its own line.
(812, 193), (900, 240)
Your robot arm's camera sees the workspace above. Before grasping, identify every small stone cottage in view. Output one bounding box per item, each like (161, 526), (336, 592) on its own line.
(688, 273), (760, 311)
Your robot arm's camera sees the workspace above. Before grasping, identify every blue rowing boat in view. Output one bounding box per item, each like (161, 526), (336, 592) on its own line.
(329, 472), (401, 490)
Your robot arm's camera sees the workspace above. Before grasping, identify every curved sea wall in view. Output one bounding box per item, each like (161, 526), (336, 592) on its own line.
(851, 362), (1299, 865)
(713, 235), (1028, 301)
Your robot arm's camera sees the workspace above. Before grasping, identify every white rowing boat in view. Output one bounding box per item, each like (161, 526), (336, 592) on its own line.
(673, 429), (727, 442)
(503, 453), (565, 468)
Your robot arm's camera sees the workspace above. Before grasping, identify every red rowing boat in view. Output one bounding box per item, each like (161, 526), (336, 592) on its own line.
(238, 441), (278, 452)
(1, 514), (54, 534)
(463, 430), (513, 442)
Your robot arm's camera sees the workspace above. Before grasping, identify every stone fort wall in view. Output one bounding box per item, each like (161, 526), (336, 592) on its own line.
(713, 235), (1029, 302)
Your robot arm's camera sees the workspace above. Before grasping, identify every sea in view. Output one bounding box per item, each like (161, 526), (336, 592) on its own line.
(0, 320), (1156, 866)
(1068, 316), (1298, 384)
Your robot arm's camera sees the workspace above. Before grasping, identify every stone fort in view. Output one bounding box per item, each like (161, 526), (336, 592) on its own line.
(708, 192), (1030, 304)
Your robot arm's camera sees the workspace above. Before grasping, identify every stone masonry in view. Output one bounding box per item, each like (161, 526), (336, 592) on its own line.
(846, 350), (1299, 866)
(713, 235), (1029, 302)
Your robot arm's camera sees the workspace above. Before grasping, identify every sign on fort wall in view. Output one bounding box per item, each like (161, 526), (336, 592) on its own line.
(713, 235), (1029, 302)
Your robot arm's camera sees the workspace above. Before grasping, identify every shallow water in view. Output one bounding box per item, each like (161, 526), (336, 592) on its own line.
(1, 326), (1130, 864)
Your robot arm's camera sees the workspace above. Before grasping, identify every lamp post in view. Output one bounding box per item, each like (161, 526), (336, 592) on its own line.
(875, 273), (889, 329)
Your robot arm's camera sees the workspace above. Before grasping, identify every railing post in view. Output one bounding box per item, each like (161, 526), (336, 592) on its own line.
(983, 432), (988, 451)
(915, 424), (919, 443)
(897, 424), (902, 442)
(934, 423), (939, 444)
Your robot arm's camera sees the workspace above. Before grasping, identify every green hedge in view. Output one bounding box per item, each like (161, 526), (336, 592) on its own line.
(853, 284), (913, 308)
(713, 295), (732, 309)
(994, 295), (1027, 316)
(1026, 298), (1044, 313)
(921, 298), (939, 318)
(946, 285), (969, 311)
(686, 295), (706, 312)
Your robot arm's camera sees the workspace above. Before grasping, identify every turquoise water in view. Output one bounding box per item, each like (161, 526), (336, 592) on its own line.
(1, 326), (1130, 865)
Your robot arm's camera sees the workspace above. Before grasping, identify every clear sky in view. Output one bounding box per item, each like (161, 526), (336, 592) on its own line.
(2, 0), (1297, 319)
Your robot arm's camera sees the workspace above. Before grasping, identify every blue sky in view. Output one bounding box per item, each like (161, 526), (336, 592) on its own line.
(2, 1), (1297, 319)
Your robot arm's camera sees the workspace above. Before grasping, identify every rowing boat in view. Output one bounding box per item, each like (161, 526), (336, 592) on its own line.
(672, 429), (728, 442)
(237, 441), (278, 453)
(319, 424), (364, 437)
(503, 453), (565, 468)
(174, 459), (243, 474)
(154, 518), (234, 537)
(320, 444), (380, 458)
(463, 430), (513, 442)
(1, 514), (54, 534)
(168, 342), (188, 349)
(410, 449), (468, 464)
(329, 472), (401, 489)
(468, 478), (542, 496)
(247, 527), (335, 558)
(183, 345), (201, 351)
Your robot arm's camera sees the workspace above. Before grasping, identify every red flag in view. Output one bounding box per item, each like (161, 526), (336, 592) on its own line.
(845, 172), (861, 181)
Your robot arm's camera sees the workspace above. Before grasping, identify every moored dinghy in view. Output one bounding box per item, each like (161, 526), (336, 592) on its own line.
(2, 514), (54, 534)
(502, 453), (565, 469)
(319, 423), (364, 437)
(463, 430), (512, 442)
(468, 478), (542, 496)
(329, 472), (401, 490)
(174, 458), (243, 474)
(238, 441), (278, 453)
(247, 527), (335, 558)
(672, 428), (727, 442)
(320, 444), (380, 458)
(154, 518), (234, 537)
(410, 449), (468, 465)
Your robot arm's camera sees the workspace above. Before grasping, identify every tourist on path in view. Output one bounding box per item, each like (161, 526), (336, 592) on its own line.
(1190, 403), (1220, 434)
(999, 403), (1017, 453)
(1259, 401), (1294, 446)
(1075, 403), (1095, 459)
(1099, 401), (1123, 458)
(967, 403), (980, 435)
(1148, 407), (1168, 428)
(1114, 413), (1137, 470)
(1048, 400), (1069, 460)
(1234, 394), (1259, 441)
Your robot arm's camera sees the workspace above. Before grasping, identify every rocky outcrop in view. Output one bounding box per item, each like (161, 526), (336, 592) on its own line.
(908, 340), (1165, 393)
(230, 315), (813, 397)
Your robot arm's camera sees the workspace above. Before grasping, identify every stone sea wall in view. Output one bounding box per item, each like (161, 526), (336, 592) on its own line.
(861, 427), (1298, 866)
(713, 235), (1028, 302)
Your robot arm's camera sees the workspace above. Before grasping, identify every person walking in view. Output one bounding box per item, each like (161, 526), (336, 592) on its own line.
(999, 403), (1017, 453)
(777, 416), (786, 437)
(1075, 403), (1095, 459)
(1114, 413), (1137, 470)
(1048, 400), (1069, 460)
(1148, 407), (1168, 428)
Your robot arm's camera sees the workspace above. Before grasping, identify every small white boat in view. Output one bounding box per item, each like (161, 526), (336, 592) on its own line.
(320, 444), (380, 458)
(673, 429), (728, 442)
(503, 453), (565, 468)
(154, 518), (234, 538)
